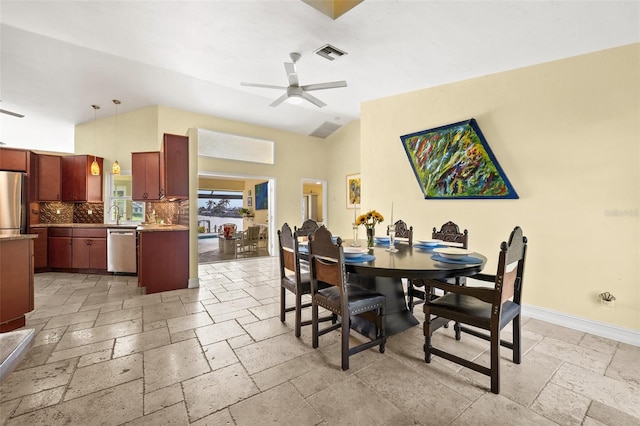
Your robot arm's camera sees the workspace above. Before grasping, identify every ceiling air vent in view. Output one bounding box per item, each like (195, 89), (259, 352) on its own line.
(314, 44), (347, 61)
(309, 121), (342, 139)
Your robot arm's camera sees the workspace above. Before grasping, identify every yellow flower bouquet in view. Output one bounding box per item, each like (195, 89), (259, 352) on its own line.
(356, 210), (384, 247)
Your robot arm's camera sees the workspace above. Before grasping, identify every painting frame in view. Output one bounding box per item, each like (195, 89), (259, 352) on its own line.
(400, 118), (518, 199)
(346, 173), (361, 208)
(247, 197), (252, 207)
(255, 181), (268, 210)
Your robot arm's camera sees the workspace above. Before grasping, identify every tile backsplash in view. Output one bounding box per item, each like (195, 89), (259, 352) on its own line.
(39, 202), (104, 224)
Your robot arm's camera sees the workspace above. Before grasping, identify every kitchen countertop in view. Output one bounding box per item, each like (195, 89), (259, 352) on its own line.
(30, 223), (138, 229)
(29, 223), (189, 232)
(0, 234), (38, 241)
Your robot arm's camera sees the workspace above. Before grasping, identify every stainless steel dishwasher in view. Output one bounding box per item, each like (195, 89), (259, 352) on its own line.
(107, 228), (137, 273)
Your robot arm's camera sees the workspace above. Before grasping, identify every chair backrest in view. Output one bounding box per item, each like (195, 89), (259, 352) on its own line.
(278, 223), (301, 279)
(433, 221), (468, 248)
(308, 226), (347, 299)
(295, 219), (320, 240)
(221, 223), (237, 238)
(388, 219), (413, 245)
(495, 226), (527, 306)
(246, 226), (261, 240)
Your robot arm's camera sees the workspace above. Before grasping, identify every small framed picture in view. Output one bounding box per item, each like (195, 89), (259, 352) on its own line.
(247, 197), (253, 207)
(346, 173), (361, 208)
(248, 190), (252, 196)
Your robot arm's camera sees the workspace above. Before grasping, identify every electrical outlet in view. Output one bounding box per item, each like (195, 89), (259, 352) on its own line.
(88, 210), (93, 215)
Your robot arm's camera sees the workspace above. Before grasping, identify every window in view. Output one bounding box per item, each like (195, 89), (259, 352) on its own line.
(108, 173), (145, 223)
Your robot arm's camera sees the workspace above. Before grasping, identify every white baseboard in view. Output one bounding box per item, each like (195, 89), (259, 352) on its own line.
(188, 278), (200, 289)
(522, 304), (640, 347)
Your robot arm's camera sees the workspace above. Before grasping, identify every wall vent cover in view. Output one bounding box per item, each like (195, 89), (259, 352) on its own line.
(314, 44), (347, 61)
(309, 121), (342, 138)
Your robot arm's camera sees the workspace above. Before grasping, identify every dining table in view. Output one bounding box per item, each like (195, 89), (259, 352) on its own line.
(301, 238), (487, 338)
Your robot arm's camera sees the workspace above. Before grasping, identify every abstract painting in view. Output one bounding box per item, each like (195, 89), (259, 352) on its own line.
(346, 173), (361, 208)
(255, 181), (268, 210)
(400, 119), (518, 199)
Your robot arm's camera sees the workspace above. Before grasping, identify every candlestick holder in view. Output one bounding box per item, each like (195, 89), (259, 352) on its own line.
(350, 224), (361, 247)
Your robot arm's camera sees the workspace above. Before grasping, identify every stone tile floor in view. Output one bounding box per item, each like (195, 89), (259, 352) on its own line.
(1, 256), (639, 425)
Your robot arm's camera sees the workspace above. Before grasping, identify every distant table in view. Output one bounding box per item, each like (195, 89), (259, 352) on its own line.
(316, 241), (487, 337)
(222, 237), (237, 254)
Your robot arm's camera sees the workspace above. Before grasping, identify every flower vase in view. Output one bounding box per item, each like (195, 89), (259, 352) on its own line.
(366, 228), (375, 248)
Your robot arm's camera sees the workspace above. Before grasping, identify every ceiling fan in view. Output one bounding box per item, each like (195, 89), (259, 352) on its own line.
(0, 100), (24, 118)
(241, 52), (347, 108)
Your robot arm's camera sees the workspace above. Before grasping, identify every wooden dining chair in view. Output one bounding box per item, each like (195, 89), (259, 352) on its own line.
(294, 219), (320, 241)
(387, 219), (413, 245)
(308, 225), (386, 370)
(278, 223), (334, 337)
(423, 226), (527, 394)
(407, 221), (469, 312)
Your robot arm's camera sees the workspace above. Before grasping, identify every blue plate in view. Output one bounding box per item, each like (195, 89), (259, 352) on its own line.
(431, 254), (483, 265)
(345, 254), (376, 263)
(414, 243), (444, 250)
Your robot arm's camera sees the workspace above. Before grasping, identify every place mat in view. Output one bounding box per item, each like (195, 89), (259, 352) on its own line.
(431, 254), (483, 265)
(344, 254), (376, 263)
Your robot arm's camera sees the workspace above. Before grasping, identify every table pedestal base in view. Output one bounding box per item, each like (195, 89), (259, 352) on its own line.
(348, 274), (419, 339)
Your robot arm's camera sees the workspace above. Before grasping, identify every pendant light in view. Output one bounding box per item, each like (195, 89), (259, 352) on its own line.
(90, 104), (101, 176)
(111, 99), (121, 175)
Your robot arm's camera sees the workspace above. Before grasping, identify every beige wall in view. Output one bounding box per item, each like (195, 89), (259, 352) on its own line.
(356, 44), (639, 330)
(72, 44), (639, 332)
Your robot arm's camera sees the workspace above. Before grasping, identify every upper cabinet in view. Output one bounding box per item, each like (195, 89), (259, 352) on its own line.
(37, 155), (62, 201)
(132, 151), (161, 201)
(162, 134), (189, 199)
(61, 155), (103, 202)
(0, 147), (29, 172)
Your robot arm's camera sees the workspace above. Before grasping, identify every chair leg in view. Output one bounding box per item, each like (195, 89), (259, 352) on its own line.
(294, 292), (302, 338)
(424, 311), (432, 363)
(280, 286), (286, 323)
(341, 315), (350, 371)
(407, 280), (415, 312)
(378, 306), (386, 353)
(312, 301), (319, 349)
(490, 325), (500, 394)
(513, 315), (521, 364)
(454, 321), (461, 340)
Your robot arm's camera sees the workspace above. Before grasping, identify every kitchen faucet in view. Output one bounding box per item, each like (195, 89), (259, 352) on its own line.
(108, 205), (121, 225)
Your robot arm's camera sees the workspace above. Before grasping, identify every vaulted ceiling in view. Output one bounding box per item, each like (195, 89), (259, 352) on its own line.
(1, 1), (638, 150)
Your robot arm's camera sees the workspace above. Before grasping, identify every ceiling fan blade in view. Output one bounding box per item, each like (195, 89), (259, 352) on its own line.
(241, 82), (287, 90)
(301, 81), (347, 92)
(284, 62), (298, 86)
(269, 93), (288, 107)
(301, 92), (326, 108)
(0, 108), (25, 118)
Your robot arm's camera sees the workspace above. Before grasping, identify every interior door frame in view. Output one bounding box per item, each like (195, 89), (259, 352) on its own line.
(300, 178), (327, 226)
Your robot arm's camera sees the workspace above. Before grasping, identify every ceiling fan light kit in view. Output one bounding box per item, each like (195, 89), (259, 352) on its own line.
(241, 52), (347, 108)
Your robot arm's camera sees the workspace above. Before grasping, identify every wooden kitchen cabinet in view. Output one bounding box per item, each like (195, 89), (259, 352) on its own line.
(132, 151), (161, 201)
(48, 228), (73, 268)
(162, 134), (189, 199)
(138, 230), (188, 293)
(61, 155), (103, 202)
(37, 154), (62, 201)
(0, 237), (35, 332)
(30, 227), (48, 269)
(71, 228), (107, 270)
(0, 147), (28, 172)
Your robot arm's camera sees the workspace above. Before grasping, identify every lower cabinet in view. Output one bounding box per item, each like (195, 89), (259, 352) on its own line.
(47, 227), (107, 271)
(72, 229), (107, 270)
(0, 238), (34, 332)
(138, 230), (188, 294)
(30, 227), (48, 269)
(48, 228), (73, 268)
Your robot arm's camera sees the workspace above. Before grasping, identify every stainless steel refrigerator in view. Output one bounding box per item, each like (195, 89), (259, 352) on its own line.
(0, 171), (27, 235)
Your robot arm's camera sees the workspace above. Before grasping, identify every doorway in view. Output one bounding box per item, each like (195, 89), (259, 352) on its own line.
(301, 178), (327, 226)
(197, 172), (276, 263)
